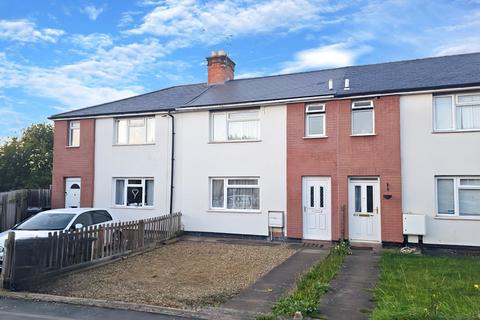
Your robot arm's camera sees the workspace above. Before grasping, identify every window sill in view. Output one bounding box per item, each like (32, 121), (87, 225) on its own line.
(112, 206), (155, 210)
(207, 209), (262, 214)
(432, 129), (480, 134)
(303, 135), (328, 139)
(113, 143), (156, 146)
(208, 139), (262, 144)
(435, 215), (480, 221)
(66, 145), (80, 149)
(350, 133), (376, 137)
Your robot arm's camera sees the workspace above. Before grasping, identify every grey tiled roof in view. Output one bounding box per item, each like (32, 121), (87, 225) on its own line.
(50, 52), (480, 119)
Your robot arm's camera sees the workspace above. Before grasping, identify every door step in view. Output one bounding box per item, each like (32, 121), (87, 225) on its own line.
(350, 241), (382, 251)
(302, 240), (332, 249)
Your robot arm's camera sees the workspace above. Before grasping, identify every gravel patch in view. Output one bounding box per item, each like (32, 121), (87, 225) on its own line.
(36, 240), (296, 309)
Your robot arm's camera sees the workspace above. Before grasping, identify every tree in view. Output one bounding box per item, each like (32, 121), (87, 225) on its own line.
(0, 123), (53, 192)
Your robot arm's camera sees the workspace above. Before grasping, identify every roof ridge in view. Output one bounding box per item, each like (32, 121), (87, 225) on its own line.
(49, 82), (207, 119)
(229, 51), (480, 82)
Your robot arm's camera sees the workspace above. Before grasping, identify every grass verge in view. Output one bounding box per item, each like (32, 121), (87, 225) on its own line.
(257, 241), (350, 319)
(372, 251), (480, 320)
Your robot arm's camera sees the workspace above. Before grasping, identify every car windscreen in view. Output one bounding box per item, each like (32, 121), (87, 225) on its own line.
(14, 213), (76, 231)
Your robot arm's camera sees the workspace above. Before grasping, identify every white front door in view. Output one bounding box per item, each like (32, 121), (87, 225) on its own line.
(348, 178), (381, 242)
(65, 178), (81, 208)
(303, 177), (331, 240)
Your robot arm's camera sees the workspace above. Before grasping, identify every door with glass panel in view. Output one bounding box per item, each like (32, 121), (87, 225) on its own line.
(302, 177), (331, 240)
(348, 178), (381, 242)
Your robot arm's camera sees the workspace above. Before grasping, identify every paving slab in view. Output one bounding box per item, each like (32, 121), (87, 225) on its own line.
(318, 249), (380, 320)
(219, 247), (328, 317)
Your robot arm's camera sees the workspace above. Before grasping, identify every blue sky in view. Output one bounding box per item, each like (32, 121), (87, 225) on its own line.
(1, 0), (479, 138)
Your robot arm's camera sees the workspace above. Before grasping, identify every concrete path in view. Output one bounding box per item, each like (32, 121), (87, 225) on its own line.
(215, 247), (328, 319)
(0, 297), (196, 320)
(318, 249), (380, 320)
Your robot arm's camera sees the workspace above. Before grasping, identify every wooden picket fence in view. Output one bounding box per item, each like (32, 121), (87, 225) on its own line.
(0, 189), (51, 231)
(0, 212), (182, 290)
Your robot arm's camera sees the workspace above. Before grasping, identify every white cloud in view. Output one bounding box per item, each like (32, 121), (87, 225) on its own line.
(279, 43), (371, 73)
(0, 39), (170, 109)
(0, 19), (64, 43)
(70, 33), (113, 50)
(82, 5), (105, 21)
(127, 0), (345, 47)
(434, 38), (480, 56)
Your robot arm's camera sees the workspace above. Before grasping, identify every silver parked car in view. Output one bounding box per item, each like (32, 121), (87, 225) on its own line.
(0, 208), (117, 264)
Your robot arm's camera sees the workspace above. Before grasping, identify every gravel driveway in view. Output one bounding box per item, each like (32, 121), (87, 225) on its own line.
(36, 240), (296, 309)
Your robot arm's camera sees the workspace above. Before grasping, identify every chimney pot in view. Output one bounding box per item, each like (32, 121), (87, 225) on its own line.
(218, 49), (225, 56)
(211, 50), (217, 57)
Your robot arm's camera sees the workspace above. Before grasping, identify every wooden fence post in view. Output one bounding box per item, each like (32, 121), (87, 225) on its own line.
(0, 232), (16, 289)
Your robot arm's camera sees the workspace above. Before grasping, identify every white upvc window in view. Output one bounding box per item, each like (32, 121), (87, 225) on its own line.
(351, 101), (375, 135)
(434, 93), (480, 131)
(114, 178), (154, 207)
(68, 121), (80, 147)
(305, 103), (326, 137)
(115, 117), (155, 145)
(211, 109), (260, 142)
(436, 176), (480, 217)
(210, 177), (260, 211)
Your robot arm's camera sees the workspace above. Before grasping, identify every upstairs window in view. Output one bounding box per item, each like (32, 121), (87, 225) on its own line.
(351, 101), (374, 135)
(436, 177), (480, 216)
(68, 121), (80, 147)
(115, 117), (155, 145)
(211, 110), (260, 142)
(305, 103), (326, 137)
(434, 93), (480, 131)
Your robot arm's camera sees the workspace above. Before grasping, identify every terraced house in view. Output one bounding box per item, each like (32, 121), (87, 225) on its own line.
(50, 51), (480, 247)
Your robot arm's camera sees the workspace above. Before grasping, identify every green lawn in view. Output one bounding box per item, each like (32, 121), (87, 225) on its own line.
(373, 252), (480, 320)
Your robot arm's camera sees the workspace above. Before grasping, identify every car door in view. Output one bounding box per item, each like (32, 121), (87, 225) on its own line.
(70, 212), (92, 230)
(89, 210), (113, 226)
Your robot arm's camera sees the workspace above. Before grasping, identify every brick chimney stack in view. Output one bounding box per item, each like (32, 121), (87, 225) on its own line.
(207, 50), (235, 85)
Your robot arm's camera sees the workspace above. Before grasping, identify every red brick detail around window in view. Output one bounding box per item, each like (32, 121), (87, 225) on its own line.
(286, 96), (403, 243)
(51, 119), (95, 208)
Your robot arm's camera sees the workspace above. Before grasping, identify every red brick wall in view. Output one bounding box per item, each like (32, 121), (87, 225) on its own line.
(51, 119), (95, 208)
(287, 96), (403, 243)
(207, 55), (235, 84)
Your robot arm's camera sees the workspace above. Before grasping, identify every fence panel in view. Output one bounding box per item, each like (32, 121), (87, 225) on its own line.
(0, 189), (51, 232)
(1, 212), (182, 290)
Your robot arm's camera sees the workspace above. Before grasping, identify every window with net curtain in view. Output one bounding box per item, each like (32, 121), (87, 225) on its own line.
(68, 121), (80, 147)
(211, 110), (260, 142)
(351, 101), (374, 135)
(115, 117), (155, 145)
(211, 178), (259, 210)
(436, 177), (480, 216)
(434, 93), (480, 131)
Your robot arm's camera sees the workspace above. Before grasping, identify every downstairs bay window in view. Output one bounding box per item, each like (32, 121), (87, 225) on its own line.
(436, 177), (480, 216)
(210, 178), (260, 211)
(114, 178), (154, 207)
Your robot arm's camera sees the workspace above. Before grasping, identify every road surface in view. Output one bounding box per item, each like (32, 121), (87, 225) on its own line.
(0, 297), (197, 320)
